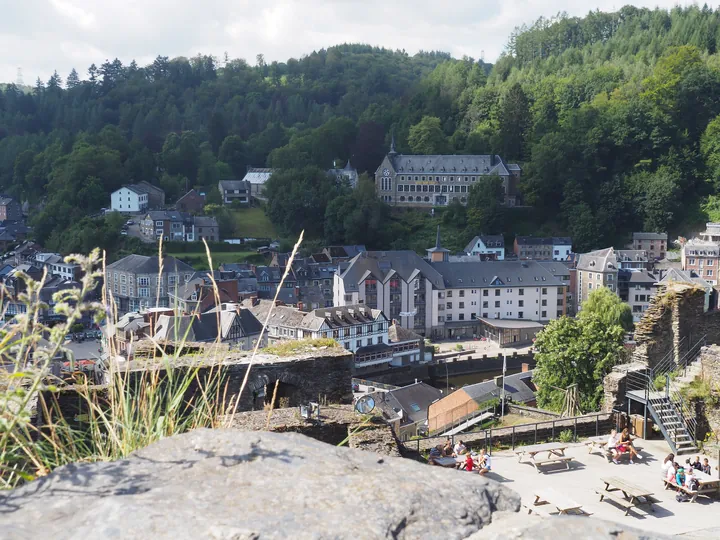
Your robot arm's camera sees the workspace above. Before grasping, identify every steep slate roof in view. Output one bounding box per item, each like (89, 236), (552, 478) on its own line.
(244, 300), (307, 328)
(299, 305), (385, 332)
(386, 154), (518, 176)
(430, 260), (564, 288)
(218, 179), (250, 191)
(388, 322), (422, 343)
(537, 261), (571, 280)
(462, 371), (536, 405)
(154, 309), (262, 343)
(660, 268), (711, 289)
(176, 189), (204, 203)
(616, 250), (649, 262)
(107, 254), (194, 274)
(143, 210), (186, 221)
(338, 250), (445, 292)
(618, 269), (657, 284)
(463, 235), (505, 253)
(379, 382), (443, 425)
(633, 232), (668, 241)
(193, 216), (218, 228)
(576, 248), (617, 273)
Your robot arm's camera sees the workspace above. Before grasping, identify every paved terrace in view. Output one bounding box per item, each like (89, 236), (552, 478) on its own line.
(473, 438), (720, 537)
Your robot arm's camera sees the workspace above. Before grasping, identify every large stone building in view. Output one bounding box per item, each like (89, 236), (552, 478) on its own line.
(105, 255), (195, 314)
(631, 232), (667, 260)
(575, 248), (618, 312)
(374, 137), (521, 207)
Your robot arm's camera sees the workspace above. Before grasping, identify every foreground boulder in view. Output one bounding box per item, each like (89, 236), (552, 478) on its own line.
(0, 429), (519, 539)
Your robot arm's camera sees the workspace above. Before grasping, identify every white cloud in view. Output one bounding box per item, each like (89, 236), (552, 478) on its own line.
(0, 1), (686, 84)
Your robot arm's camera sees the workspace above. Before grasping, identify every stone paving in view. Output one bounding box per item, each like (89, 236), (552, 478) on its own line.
(472, 438), (720, 537)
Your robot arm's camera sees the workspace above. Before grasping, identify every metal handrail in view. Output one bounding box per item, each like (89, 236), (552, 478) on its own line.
(651, 336), (688, 378)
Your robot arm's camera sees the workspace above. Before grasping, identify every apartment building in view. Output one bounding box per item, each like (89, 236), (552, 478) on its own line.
(681, 224), (720, 286)
(105, 255), (195, 314)
(429, 260), (566, 339)
(463, 235), (505, 260)
(618, 270), (658, 322)
(616, 250), (651, 271)
(514, 237), (572, 261)
(631, 232), (667, 260)
(575, 248), (618, 312)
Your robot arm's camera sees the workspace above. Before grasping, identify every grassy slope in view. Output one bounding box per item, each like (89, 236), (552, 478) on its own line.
(167, 250), (267, 268)
(228, 207), (277, 239)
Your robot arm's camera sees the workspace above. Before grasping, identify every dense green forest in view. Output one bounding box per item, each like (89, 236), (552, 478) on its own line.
(4, 5), (720, 256)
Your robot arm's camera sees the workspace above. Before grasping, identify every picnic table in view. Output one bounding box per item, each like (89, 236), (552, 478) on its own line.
(598, 476), (658, 516)
(432, 456), (458, 468)
(514, 442), (574, 473)
(585, 435), (608, 455)
(665, 470), (720, 502)
(532, 488), (590, 515)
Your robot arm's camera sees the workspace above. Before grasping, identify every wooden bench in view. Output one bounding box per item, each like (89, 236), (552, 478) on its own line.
(529, 456), (574, 473)
(523, 504), (556, 517)
(595, 489), (636, 516)
(663, 479), (699, 502)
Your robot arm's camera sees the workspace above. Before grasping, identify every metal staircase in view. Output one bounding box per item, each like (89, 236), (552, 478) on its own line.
(626, 336), (705, 455)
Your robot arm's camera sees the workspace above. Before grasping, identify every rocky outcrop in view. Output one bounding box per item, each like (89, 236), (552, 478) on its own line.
(0, 429), (519, 539)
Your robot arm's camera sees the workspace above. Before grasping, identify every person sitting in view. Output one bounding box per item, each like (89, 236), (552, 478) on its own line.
(702, 458), (712, 475)
(666, 461), (678, 484)
(428, 445), (442, 465)
(464, 453), (475, 472)
(661, 453), (675, 479)
(676, 465), (686, 487)
(453, 440), (467, 457)
(691, 456), (703, 471)
(618, 428), (640, 464)
(442, 439), (453, 457)
(685, 467), (699, 491)
(607, 429), (620, 464)
(478, 448), (492, 476)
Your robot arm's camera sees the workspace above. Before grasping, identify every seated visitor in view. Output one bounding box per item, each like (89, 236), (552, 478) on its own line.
(453, 440), (467, 456)
(607, 429), (620, 464)
(702, 458), (712, 475)
(685, 467), (699, 491)
(442, 439), (453, 457)
(676, 465), (686, 487)
(464, 453), (475, 472)
(618, 428), (640, 464)
(428, 445), (442, 465)
(661, 453), (675, 479)
(666, 461), (678, 484)
(478, 448), (492, 476)
(692, 456), (703, 471)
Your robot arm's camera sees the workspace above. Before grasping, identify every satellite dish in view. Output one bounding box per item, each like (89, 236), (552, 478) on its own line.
(355, 395), (376, 414)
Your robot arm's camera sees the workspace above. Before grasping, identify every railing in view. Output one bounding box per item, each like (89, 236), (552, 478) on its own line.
(408, 411), (614, 454)
(351, 378), (399, 392)
(430, 403), (496, 436)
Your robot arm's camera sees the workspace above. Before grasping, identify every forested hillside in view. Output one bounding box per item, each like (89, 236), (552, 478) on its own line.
(4, 5), (720, 255)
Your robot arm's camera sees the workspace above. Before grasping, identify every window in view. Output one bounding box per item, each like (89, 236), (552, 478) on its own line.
(459, 313), (465, 321)
(494, 301), (500, 308)
(607, 274), (614, 282)
(447, 290), (453, 298)
(689, 258), (696, 265)
(482, 312), (488, 318)
(708, 269), (714, 277)
(120, 275), (127, 284)
(588, 283), (593, 290)
(541, 299), (547, 307)
(557, 299), (563, 306)
(483, 290), (488, 296)
(459, 302), (464, 309)
(518, 300), (524, 307)
(446, 302), (452, 309)
(446, 314), (452, 321)
(495, 290), (500, 296)
(482, 301), (488, 308)
(506, 300), (512, 305)
(518, 311), (524, 318)
(542, 288), (547, 295)
(459, 290), (465, 297)
(138, 277), (149, 286)
(356, 340), (362, 348)
(139, 287), (149, 297)
(518, 289), (524, 296)
(541, 311), (547, 318)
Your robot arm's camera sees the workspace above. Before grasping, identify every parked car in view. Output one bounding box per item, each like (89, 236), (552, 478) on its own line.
(126, 220), (133, 225)
(121, 230), (128, 236)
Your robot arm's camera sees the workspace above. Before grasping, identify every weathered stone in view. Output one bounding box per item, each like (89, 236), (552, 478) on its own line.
(473, 512), (672, 539)
(0, 429), (520, 539)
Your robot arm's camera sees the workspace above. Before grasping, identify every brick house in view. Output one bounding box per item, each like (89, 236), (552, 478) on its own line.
(175, 189), (206, 213)
(139, 211), (219, 243)
(631, 232), (667, 260)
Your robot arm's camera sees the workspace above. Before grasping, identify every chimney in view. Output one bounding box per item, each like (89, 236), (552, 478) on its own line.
(494, 375), (503, 388)
(522, 363), (530, 373)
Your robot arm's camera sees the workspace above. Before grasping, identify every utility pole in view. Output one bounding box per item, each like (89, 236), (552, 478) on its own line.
(501, 352), (507, 419)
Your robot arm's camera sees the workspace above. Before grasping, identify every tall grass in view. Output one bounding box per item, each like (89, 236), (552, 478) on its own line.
(0, 232), (303, 489)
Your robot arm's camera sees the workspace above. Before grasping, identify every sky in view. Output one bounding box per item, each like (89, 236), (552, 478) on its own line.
(0, 0), (692, 85)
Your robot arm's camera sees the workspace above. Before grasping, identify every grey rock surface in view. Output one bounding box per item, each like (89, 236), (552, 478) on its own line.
(0, 429), (520, 539)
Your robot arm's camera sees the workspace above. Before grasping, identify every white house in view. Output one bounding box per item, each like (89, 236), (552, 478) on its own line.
(463, 235), (505, 260)
(111, 185), (149, 213)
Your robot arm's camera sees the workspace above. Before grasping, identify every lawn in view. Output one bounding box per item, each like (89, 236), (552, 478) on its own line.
(228, 207), (277, 239)
(167, 250), (266, 268)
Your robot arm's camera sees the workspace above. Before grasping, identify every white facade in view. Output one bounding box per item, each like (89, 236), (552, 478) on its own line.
(552, 243), (573, 261)
(111, 187), (148, 213)
(467, 238), (505, 260)
(435, 285), (564, 326)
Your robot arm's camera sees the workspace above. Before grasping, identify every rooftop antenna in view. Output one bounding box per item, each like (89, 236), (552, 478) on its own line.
(16, 67), (24, 86)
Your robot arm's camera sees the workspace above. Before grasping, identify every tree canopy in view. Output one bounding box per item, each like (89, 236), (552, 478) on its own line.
(577, 286), (634, 332)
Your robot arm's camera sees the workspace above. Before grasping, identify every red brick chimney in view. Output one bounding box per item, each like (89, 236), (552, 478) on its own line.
(522, 362), (530, 373)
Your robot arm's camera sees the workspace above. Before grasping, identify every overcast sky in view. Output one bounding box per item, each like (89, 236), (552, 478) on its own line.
(0, 0), (691, 85)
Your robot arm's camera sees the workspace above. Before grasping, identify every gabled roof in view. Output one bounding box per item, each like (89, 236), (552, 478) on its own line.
(618, 269), (657, 284)
(633, 232), (667, 241)
(430, 260), (563, 288)
(386, 154), (515, 177)
(379, 382), (443, 425)
(388, 323), (422, 344)
(462, 371), (536, 405)
(219, 179), (250, 190)
(660, 268), (711, 289)
(577, 248), (617, 273)
(338, 251), (445, 292)
(106, 255), (194, 274)
(143, 210), (187, 222)
(176, 189), (204, 203)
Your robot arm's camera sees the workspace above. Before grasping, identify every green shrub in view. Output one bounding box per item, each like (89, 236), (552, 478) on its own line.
(558, 429), (574, 443)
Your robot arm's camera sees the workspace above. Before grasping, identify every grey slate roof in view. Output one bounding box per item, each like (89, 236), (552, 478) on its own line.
(660, 268), (711, 289)
(430, 260), (564, 288)
(576, 248), (617, 273)
(300, 305), (385, 332)
(618, 269), (657, 284)
(516, 236), (572, 246)
(339, 251), (445, 292)
(616, 250), (649, 262)
(388, 322), (422, 343)
(379, 382), (443, 425)
(537, 261), (571, 280)
(218, 180), (250, 191)
(387, 154), (517, 177)
(143, 210), (186, 221)
(633, 232), (668, 241)
(464, 235), (504, 253)
(463, 371), (536, 405)
(107, 255), (194, 275)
